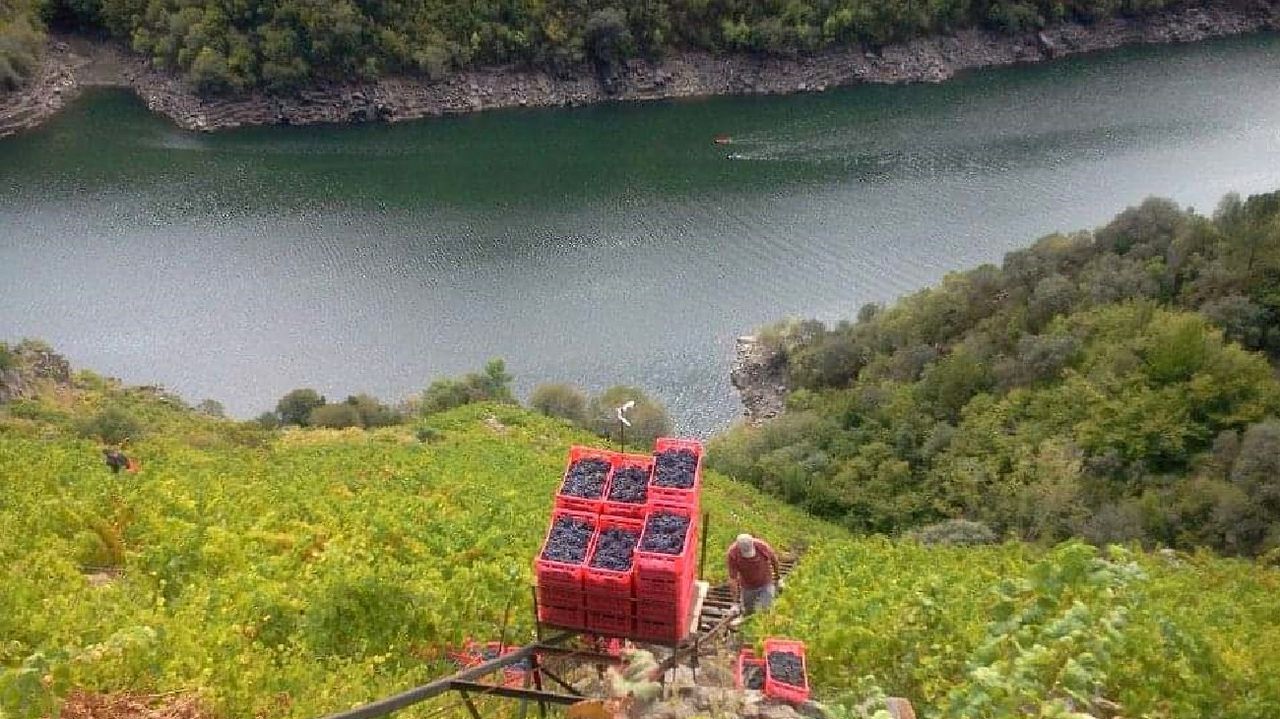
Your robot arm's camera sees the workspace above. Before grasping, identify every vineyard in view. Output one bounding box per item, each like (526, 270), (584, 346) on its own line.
(3, 386), (1280, 718)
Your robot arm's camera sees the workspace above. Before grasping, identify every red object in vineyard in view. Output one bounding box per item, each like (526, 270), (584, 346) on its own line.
(554, 446), (621, 515)
(600, 454), (653, 520)
(736, 648), (766, 691)
(762, 638), (811, 703)
(648, 438), (704, 509)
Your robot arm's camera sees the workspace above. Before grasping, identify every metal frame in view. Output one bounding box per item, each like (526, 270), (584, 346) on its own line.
(312, 513), (805, 719)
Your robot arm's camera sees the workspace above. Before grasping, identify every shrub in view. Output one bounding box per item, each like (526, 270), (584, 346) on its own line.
(254, 411), (281, 430)
(195, 399), (226, 418)
(414, 425), (443, 443)
(78, 406), (142, 445)
(308, 403), (362, 429)
(908, 519), (996, 546)
(528, 383), (589, 424)
(420, 359), (515, 415)
(276, 389), (325, 426)
(345, 394), (402, 427)
(587, 386), (673, 450)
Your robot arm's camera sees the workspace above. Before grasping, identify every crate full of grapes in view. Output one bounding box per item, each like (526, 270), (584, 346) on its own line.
(763, 638), (811, 703)
(736, 649), (766, 691)
(601, 454), (653, 520)
(535, 508), (596, 590)
(555, 446), (620, 515)
(634, 504), (698, 599)
(584, 515), (642, 612)
(647, 438), (704, 508)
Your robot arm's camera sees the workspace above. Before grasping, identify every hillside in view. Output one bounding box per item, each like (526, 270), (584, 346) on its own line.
(712, 189), (1280, 556)
(3, 0), (1278, 97)
(3, 357), (1280, 718)
(0, 379), (843, 719)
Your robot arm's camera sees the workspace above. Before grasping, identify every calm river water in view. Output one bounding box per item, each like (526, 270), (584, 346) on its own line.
(3, 35), (1279, 432)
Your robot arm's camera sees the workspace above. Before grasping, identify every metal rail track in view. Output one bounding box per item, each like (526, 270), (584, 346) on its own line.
(315, 533), (804, 719)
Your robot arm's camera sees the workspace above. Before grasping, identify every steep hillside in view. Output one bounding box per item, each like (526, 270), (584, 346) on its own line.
(712, 189), (1280, 555)
(0, 390), (842, 719)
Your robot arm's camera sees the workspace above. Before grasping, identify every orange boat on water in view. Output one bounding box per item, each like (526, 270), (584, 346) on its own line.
(713, 134), (732, 145)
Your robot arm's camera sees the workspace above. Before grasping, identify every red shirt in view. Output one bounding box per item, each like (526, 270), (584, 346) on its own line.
(726, 540), (778, 590)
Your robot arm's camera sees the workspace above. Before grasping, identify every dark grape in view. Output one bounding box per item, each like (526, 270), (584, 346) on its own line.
(480, 646), (501, 661)
(742, 664), (765, 690)
(766, 652), (805, 687)
(653, 449), (698, 489)
(590, 527), (640, 570)
(639, 511), (690, 554)
(541, 515), (593, 564)
(607, 465), (649, 503)
(508, 655), (533, 671)
(562, 458), (610, 499)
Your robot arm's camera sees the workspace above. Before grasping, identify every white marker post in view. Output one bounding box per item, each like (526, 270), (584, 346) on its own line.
(615, 400), (635, 454)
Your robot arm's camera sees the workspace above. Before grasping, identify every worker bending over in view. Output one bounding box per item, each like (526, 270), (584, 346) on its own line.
(726, 533), (783, 620)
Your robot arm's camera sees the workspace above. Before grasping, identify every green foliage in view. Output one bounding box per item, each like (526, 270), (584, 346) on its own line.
(17, 0), (1201, 93)
(307, 402), (362, 429)
(712, 190), (1280, 555)
(0, 341), (14, 371)
(0, 401), (839, 718)
(275, 388), (325, 426)
(77, 406), (142, 444)
(344, 394), (403, 428)
(0, 2), (44, 92)
(587, 385), (673, 450)
(419, 359), (515, 415)
(528, 382), (589, 424)
(755, 539), (1280, 714)
(195, 399), (225, 418)
(909, 519), (997, 546)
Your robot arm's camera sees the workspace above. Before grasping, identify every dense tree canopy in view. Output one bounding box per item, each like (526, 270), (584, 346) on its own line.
(710, 190), (1280, 556)
(1, 0), (1211, 94)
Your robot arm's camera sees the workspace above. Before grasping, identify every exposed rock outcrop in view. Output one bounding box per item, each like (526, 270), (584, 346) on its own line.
(1, 3), (1277, 136)
(0, 341), (72, 404)
(731, 336), (789, 426)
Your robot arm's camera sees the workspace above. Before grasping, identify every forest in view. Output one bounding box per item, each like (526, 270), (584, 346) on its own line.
(709, 190), (1280, 556)
(2, 0), (1221, 92)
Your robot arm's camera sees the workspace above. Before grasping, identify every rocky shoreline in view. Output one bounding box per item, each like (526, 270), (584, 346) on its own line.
(731, 336), (790, 427)
(1, 3), (1277, 137)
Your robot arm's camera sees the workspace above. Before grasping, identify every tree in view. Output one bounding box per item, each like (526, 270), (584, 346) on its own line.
(345, 394), (402, 427)
(588, 386), (673, 450)
(195, 399), (226, 418)
(254, 411), (281, 429)
(529, 383), (589, 424)
(276, 389), (325, 426)
(190, 46), (233, 94)
(308, 403), (362, 429)
(419, 359), (515, 416)
(79, 406), (142, 445)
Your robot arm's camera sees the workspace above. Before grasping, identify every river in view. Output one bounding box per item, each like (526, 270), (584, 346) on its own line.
(2, 35), (1279, 432)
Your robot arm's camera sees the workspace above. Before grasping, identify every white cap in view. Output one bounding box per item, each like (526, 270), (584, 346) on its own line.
(736, 534), (756, 558)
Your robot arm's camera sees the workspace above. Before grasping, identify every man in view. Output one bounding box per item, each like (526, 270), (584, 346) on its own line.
(726, 533), (783, 620)
(103, 448), (128, 474)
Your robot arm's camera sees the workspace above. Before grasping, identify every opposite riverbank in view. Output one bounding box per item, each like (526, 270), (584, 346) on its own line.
(2, 3), (1278, 138)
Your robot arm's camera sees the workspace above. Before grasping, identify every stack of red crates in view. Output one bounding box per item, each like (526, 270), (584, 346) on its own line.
(534, 439), (705, 643)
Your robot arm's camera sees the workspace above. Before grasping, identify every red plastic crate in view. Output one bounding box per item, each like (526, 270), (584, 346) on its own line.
(648, 438), (704, 508)
(736, 649), (766, 691)
(536, 583), (583, 610)
(554, 446), (621, 515)
(633, 615), (689, 644)
(585, 514), (643, 595)
(763, 638), (811, 704)
(538, 603), (585, 630)
(601, 454), (654, 519)
(584, 591), (633, 614)
(634, 504), (698, 598)
(635, 579), (692, 624)
(585, 610), (632, 637)
(534, 508), (596, 590)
